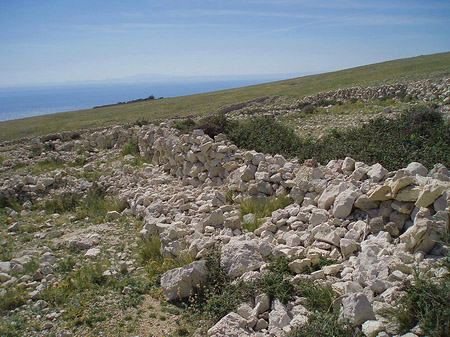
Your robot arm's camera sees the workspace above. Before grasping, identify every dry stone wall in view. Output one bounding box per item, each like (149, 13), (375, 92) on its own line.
(298, 78), (450, 105)
(1, 109), (449, 336)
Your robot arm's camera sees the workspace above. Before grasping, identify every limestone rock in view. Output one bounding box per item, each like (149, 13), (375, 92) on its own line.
(367, 185), (391, 201)
(405, 162), (428, 177)
(207, 312), (251, 336)
(367, 163), (388, 182)
(339, 292), (375, 325)
(0, 261), (11, 273)
(340, 238), (359, 258)
(269, 299), (292, 329)
(400, 210), (449, 253)
(255, 293), (271, 313)
(237, 303), (253, 319)
(342, 157), (356, 172)
(395, 185), (421, 202)
(85, 248), (101, 259)
(289, 258), (312, 274)
(415, 180), (448, 208)
(310, 209), (329, 226)
(318, 183), (343, 210)
(161, 260), (208, 301)
(333, 189), (357, 218)
(390, 176), (415, 197)
(314, 224), (341, 247)
(362, 320), (385, 337)
(203, 210), (224, 227)
(221, 239), (265, 277)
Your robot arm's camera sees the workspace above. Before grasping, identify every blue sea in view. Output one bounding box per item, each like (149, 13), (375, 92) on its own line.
(0, 78), (276, 122)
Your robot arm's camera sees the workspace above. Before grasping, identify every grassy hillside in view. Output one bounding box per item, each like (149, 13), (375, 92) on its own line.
(0, 52), (449, 142)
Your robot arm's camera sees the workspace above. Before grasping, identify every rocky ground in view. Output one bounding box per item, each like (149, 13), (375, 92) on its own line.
(0, 79), (449, 337)
(220, 78), (450, 138)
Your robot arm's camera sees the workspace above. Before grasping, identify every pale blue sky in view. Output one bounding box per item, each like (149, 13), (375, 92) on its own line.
(0, 0), (449, 86)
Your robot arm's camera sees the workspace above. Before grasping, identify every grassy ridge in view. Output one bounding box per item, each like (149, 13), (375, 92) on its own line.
(1, 52), (449, 142)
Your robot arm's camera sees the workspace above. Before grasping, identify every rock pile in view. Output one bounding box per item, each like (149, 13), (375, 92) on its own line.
(1, 108), (449, 336)
(216, 79), (450, 122)
(297, 78), (450, 105)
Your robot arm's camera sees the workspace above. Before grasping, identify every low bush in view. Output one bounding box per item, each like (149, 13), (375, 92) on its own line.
(309, 104), (450, 170)
(197, 114), (237, 138)
(44, 184), (126, 222)
(302, 104), (316, 114)
(290, 312), (363, 337)
(172, 114), (237, 138)
(294, 278), (337, 312)
(394, 253), (450, 337)
(121, 139), (140, 156)
(187, 249), (252, 323)
(0, 288), (27, 312)
(220, 104), (449, 171)
(0, 196), (22, 213)
(239, 194), (292, 232)
(137, 235), (194, 285)
(172, 118), (197, 134)
(133, 117), (149, 127)
(44, 192), (80, 214)
(227, 115), (300, 158)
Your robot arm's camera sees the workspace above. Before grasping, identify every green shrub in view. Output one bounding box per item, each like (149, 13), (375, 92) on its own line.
(0, 288), (27, 312)
(394, 263), (450, 337)
(121, 139), (140, 156)
(302, 104), (316, 114)
(294, 278), (337, 312)
(257, 272), (295, 304)
(223, 104), (449, 171)
(75, 183), (126, 222)
(228, 115), (300, 158)
(290, 312), (363, 337)
(137, 235), (194, 285)
(0, 313), (31, 337)
(68, 156), (87, 167)
(40, 262), (111, 305)
(197, 114), (237, 138)
(43, 142), (56, 152)
(44, 184), (125, 222)
(172, 118), (197, 134)
(57, 256), (77, 273)
(310, 104), (450, 170)
(0, 196), (22, 213)
(137, 235), (162, 264)
(239, 194), (292, 232)
(45, 192), (80, 214)
(187, 249), (252, 322)
(134, 117), (149, 127)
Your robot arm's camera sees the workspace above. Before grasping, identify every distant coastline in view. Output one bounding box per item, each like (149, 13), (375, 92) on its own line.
(0, 78), (280, 122)
(93, 94), (163, 109)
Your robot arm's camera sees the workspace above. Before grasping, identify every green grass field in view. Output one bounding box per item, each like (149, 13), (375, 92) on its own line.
(0, 51), (449, 142)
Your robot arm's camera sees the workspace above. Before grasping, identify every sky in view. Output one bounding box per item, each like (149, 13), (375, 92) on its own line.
(0, 0), (449, 86)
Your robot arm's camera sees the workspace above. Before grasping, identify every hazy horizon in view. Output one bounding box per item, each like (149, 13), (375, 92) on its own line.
(0, 70), (311, 89)
(1, 1), (449, 87)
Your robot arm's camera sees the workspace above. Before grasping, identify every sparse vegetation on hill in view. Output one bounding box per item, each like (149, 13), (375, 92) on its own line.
(173, 104), (450, 171)
(1, 53), (450, 337)
(0, 52), (449, 142)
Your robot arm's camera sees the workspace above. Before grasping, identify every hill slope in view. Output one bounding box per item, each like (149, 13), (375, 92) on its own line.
(0, 51), (449, 142)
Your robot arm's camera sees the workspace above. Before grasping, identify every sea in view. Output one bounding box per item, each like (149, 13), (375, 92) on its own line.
(0, 78), (279, 122)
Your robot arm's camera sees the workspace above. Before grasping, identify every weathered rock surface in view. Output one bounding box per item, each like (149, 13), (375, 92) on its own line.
(161, 260), (208, 301)
(221, 239), (265, 277)
(207, 312), (251, 336)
